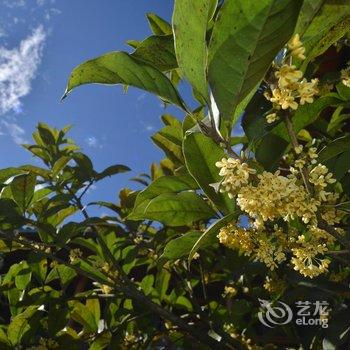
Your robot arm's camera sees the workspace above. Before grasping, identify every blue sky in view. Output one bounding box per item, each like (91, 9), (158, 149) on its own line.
(0, 0), (185, 208)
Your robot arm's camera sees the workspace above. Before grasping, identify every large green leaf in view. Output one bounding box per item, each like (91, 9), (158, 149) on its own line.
(10, 173), (36, 213)
(70, 301), (98, 333)
(208, 0), (302, 120)
(131, 35), (177, 71)
(63, 51), (186, 110)
(133, 173), (198, 208)
(146, 13), (172, 35)
(172, 0), (210, 99)
(151, 124), (184, 165)
(189, 212), (237, 262)
(301, 0), (350, 67)
(128, 192), (215, 226)
(294, 0), (325, 36)
(183, 133), (235, 214)
(161, 231), (202, 261)
(7, 307), (38, 346)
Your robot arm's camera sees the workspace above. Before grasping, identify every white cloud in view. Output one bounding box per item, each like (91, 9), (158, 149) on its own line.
(1, 120), (27, 144)
(86, 136), (103, 149)
(0, 25), (46, 116)
(0, 27), (6, 38)
(3, 0), (26, 8)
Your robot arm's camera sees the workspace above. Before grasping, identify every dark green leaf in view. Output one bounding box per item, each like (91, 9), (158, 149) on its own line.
(63, 51), (186, 110)
(95, 164), (130, 181)
(208, 0), (302, 119)
(173, 0), (210, 99)
(133, 173), (198, 209)
(132, 35), (177, 71)
(162, 230), (202, 261)
(183, 133), (235, 214)
(189, 212), (237, 262)
(146, 13), (172, 35)
(10, 173), (36, 213)
(128, 192), (215, 226)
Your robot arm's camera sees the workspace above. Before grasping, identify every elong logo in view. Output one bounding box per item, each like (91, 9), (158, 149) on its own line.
(258, 299), (329, 328)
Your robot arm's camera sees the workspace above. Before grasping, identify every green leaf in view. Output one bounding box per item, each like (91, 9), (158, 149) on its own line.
(37, 123), (56, 145)
(162, 230), (202, 261)
(146, 13), (172, 35)
(294, 0), (325, 36)
(28, 252), (47, 283)
(172, 0), (210, 99)
(19, 165), (51, 179)
(7, 306), (37, 346)
(52, 156), (71, 177)
(208, 0), (302, 119)
(131, 35), (177, 71)
(0, 327), (10, 347)
(10, 173), (36, 213)
(14, 261), (32, 290)
(301, 1), (350, 67)
(63, 51), (186, 110)
(140, 275), (154, 295)
(89, 331), (112, 350)
(151, 124), (184, 165)
(128, 192), (215, 226)
(336, 83), (350, 102)
(318, 136), (350, 163)
(95, 164), (130, 181)
(46, 264), (76, 286)
(0, 168), (25, 184)
(133, 173), (198, 209)
(255, 95), (342, 169)
(70, 301), (98, 333)
(189, 212), (237, 262)
(86, 299), (100, 329)
(175, 296), (193, 311)
(183, 133), (235, 214)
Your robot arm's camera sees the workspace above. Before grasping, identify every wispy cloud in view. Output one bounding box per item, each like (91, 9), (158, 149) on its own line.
(3, 0), (26, 8)
(85, 136), (103, 149)
(1, 120), (27, 144)
(0, 25), (46, 116)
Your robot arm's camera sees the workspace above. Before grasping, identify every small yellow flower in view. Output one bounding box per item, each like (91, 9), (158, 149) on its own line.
(222, 285), (237, 298)
(266, 112), (278, 124)
(295, 145), (303, 154)
(69, 248), (83, 263)
(341, 66), (350, 87)
(216, 158), (256, 197)
(288, 34), (306, 60)
(275, 64), (303, 88)
(269, 88), (298, 110)
(298, 78), (318, 105)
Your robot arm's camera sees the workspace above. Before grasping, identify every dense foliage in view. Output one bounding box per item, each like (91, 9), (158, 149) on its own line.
(1, 0), (350, 349)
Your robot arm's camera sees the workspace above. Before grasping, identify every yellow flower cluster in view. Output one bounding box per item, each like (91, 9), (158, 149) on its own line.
(222, 285), (237, 298)
(218, 223), (254, 255)
(287, 33), (305, 60)
(218, 224), (286, 271)
(69, 248), (83, 263)
(237, 171), (319, 225)
(264, 34), (318, 123)
(309, 164), (336, 201)
(216, 147), (345, 278)
(215, 158), (256, 198)
(263, 276), (286, 294)
(341, 64), (350, 87)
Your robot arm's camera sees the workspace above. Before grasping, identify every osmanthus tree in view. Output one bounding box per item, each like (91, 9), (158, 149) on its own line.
(0, 0), (350, 349)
